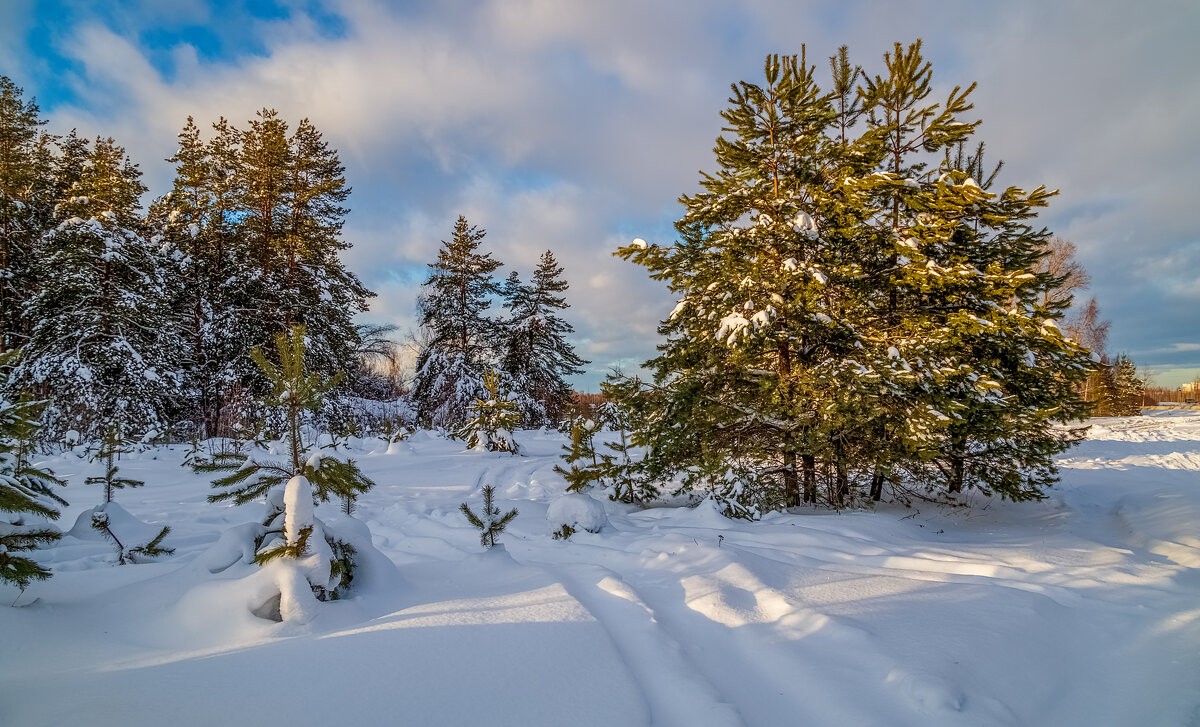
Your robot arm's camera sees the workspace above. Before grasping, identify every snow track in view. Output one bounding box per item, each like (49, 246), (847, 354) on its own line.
(4, 419), (1200, 725)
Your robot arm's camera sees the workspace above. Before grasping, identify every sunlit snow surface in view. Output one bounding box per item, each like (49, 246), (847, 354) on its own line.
(3, 414), (1200, 726)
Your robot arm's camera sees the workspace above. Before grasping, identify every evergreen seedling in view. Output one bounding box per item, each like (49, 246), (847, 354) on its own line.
(90, 511), (173, 565)
(460, 485), (518, 549)
(86, 427), (144, 504)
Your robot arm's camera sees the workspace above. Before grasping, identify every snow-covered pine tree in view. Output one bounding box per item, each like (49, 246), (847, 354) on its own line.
(460, 484), (517, 549)
(411, 216), (502, 429)
(500, 250), (588, 426)
(0, 351), (67, 589)
(17, 136), (185, 440)
(207, 325), (374, 614)
(1112, 355), (1144, 416)
(150, 116), (236, 436)
(237, 110), (373, 395)
(0, 78), (54, 354)
(617, 52), (861, 511)
(457, 368), (521, 453)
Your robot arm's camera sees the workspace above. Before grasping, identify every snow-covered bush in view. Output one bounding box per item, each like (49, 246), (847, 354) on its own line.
(546, 494), (607, 539)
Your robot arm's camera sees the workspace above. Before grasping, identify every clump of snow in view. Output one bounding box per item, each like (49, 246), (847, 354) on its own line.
(546, 494), (608, 534)
(630, 238), (647, 249)
(282, 476), (313, 545)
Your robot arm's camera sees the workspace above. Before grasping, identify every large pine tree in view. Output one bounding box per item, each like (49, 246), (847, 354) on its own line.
(17, 137), (185, 439)
(411, 216), (502, 429)
(500, 250), (588, 426)
(0, 78), (54, 353)
(617, 45), (1090, 513)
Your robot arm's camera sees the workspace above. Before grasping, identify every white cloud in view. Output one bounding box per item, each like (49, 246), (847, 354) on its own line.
(16, 0), (1200, 386)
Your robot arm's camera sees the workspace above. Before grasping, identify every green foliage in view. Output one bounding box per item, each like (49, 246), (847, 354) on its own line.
(615, 44), (1090, 512)
(254, 524), (312, 566)
(553, 418), (602, 492)
(551, 524), (575, 541)
(412, 216), (502, 429)
(460, 484), (518, 549)
(595, 374), (658, 504)
(500, 250), (588, 426)
(85, 427), (145, 504)
(457, 368), (522, 453)
(0, 350), (67, 588)
(90, 510), (173, 565)
(209, 325), (373, 513)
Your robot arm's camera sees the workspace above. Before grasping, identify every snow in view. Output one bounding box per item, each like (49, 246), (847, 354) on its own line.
(630, 238), (647, 249)
(4, 419), (1200, 725)
(546, 493), (608, 534)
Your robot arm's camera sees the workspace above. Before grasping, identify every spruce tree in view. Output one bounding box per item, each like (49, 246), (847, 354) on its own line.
(500, 250), (588, 426)
(412, 216), (502, 428)
(0, 78), (52, 353)
(0, 351), (67, 590)
(17, 136), (185, 440)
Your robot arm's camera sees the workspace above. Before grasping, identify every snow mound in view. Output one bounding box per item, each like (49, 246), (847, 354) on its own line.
(547, 494), (607, 534)
(67, 502), (165, 546)
(886, 669), (964, 713)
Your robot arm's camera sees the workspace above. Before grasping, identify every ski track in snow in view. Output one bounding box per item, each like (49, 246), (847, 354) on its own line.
(4, 420), (1200, 725)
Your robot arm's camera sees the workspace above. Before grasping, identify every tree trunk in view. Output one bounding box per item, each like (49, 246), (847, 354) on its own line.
(802, 453), (816, 503)
(869, 468), (885, 501)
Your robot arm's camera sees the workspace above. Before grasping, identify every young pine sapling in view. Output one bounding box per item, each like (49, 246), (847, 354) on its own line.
(460, 485), (518, 549)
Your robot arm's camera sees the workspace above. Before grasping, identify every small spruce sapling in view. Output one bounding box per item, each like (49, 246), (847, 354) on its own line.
(0, 351), (69, 591)
(457, 368), (522, 453)
(460, 485), (518, 549)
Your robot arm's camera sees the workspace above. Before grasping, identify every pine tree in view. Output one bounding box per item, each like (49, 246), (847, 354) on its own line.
(500, 250), (588, 426)
(207, 325), (374, 513)
(0, 77), (52, 353)
(0, 351), (67, 589)
(17, 136), (185, 440)
(553, 418), (602, 493)
(1111, 354), (1144, 416)
(460, 484), (518, 549)
(616, 45), (1091, 512)
(596, 374), (657, 504)
(206, 325), (375, 615)
(411, 216), (502, 428)
(85, 427), (144, 504)
(457, 368), (521, 453)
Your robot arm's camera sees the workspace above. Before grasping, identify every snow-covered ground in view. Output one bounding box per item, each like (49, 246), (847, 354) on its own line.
(4, 413), (1200, 726)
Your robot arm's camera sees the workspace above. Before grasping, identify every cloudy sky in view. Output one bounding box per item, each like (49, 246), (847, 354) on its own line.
(3, 0), (1197, 389)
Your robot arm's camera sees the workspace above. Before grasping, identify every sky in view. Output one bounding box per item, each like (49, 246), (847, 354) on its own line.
(3, 0), (1198, 390)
